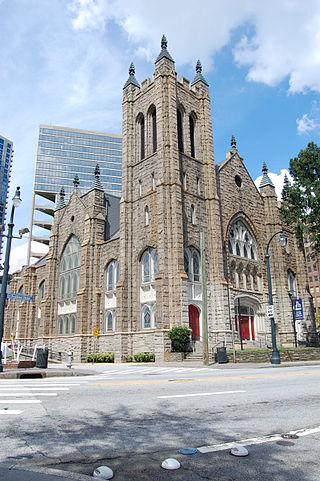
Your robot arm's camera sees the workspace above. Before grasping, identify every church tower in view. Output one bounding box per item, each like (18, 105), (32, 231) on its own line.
(118, 36), (226, 359)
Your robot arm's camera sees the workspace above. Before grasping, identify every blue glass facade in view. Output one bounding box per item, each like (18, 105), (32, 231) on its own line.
(28, 125), (122, 264)
(0, 135), (13, 260)
(35, 126), (122, 198)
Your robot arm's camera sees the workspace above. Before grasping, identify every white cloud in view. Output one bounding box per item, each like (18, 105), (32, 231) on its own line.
(255, 169), (292, 201)
(296, 101), (320, 135)
(9, 241), (48, 274)
(69, 0), (320, 93)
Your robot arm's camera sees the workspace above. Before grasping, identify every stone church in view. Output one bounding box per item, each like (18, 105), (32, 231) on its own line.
(5, 37), (316, 362)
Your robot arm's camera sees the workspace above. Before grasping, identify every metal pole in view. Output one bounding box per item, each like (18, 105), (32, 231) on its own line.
(265, 232), (281, 365)
(200, 232), (209, 366)
(0, 204), (16, 372)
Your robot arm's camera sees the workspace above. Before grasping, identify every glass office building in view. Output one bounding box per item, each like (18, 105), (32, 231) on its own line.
(0, 135), (13, 260)
(27, 125), (122, 264)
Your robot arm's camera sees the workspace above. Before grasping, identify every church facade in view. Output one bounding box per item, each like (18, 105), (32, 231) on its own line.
(5, 38), (316, 362)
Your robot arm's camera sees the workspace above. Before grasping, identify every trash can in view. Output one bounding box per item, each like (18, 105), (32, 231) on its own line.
(216, 346), (228, 364)
(36, 348), (49, 368)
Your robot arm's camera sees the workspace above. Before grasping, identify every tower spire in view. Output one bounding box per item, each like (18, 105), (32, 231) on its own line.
(191, 59), (209, 86)
(259, 162), (275, 188)
(155, 34), (174, 63)
(93, 163), (104, 191)
(123, 62), (140, 89)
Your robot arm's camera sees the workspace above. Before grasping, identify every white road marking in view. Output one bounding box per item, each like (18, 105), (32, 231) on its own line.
(0, 399), (42, 404)
(0, 383), (81, 386)
(0, 409), (23, 415)
(0, 392), (57, 396)
(0, 387), (69, 391)
(198, 425), (320, 454)
(158, 390), (246, 399)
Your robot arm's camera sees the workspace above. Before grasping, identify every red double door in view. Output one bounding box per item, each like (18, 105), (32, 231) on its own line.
(189, 305), (200, 340)
(238, 315), (255, 340)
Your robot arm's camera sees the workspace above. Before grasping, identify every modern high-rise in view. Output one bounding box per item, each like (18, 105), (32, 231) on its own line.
(27, 125), (122, 264)
(0, 135), (13, 260)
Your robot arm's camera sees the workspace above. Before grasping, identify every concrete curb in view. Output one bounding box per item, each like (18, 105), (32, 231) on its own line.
(1, 464), (93, 481)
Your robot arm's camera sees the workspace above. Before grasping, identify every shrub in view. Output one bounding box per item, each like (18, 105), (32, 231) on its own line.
(85, 352), (114, 363)
(168, 325), (192, 352)
(134, 352), (155, 362)
(125, 354), (133, 362)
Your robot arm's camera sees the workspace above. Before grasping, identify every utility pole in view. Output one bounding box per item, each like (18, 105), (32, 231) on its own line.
(200, 232), (209, 366)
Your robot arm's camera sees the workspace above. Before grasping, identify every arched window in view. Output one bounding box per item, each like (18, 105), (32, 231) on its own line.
(185, 248), (201, 283)
(189, 114), (195, 157)
(145, 206), (149, 226)
(59, 235), (81, 301)
(228, 220), (258, 261)
(143, 305), (151, 328)
(70, 314), (76, 334)
(152, 108), (157, 153)
(105, 310), (115, 331)
(191, 205), (195, 225)
(141, 247), (157, 284)
(288, 270), (297, 296)
(105, 260), (119, 293)
(38, 281), (45, 322)
(177, 108), (184, 153)
(137, 114), (145, 160)
(141, 303), (156, 329)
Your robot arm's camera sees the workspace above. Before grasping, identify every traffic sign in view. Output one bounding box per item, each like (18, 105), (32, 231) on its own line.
(266, 304), (274, 318)
(294, 298), (304, 320)
(93, 327), (99, 337)
(7, 293), (34, 301)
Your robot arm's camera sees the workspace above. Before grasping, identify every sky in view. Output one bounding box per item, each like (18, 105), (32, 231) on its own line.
(1, 0), (320, 273)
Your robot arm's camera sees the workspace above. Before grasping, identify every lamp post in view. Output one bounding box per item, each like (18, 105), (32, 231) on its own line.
(0, 187), (22, 372)
(265, 230), (286, 365)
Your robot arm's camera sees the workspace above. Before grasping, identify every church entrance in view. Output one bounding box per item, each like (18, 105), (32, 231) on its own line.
(235, 300), (256, 341)
(189, 304), (200, 340)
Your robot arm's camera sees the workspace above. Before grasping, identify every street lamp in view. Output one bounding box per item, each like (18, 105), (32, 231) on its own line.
(0, 187), (22, 372)
(265, 230), (286, 365)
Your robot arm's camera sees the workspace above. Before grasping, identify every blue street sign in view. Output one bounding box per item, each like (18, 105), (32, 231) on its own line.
(7, 293), (34, 302)
(293, 298), (304, 320)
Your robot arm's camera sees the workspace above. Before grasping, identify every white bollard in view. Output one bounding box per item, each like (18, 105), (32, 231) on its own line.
(67, 351), (73, 369)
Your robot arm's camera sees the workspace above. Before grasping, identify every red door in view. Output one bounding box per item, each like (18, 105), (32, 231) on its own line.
(241, 315), (250, 340)
(189, 305), (200, 340)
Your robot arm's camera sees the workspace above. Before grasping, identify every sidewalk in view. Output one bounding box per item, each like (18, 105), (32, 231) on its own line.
(1, 358), (320, 379)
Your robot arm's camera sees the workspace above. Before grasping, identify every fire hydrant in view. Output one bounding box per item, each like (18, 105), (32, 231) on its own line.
(67, 351), (73, 369)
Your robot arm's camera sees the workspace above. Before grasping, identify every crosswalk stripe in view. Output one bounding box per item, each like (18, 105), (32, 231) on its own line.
(0, 392), (57, 396)
(0, 399), (42, 404)
(0, 386), (70, 392)
(0, 409), (23, 415)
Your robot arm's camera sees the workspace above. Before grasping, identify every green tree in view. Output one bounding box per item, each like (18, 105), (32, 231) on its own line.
(280, 142), (320, 252)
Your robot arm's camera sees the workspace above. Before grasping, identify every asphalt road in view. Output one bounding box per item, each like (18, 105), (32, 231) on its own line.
(1, 363), (320, 480)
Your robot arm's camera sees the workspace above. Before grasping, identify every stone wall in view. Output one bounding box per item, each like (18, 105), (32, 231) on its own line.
(227, 348), (320, 363)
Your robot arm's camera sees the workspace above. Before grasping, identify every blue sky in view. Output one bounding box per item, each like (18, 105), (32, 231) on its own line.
(1, 0), (320, 271)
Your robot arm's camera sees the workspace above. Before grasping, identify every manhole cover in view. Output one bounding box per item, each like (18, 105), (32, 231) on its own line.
(276, 440), (295, 446)
(281, 433), (299, 439)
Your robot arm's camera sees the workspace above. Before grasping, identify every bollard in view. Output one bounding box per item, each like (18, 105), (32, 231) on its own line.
(67, 351), (73, 369)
